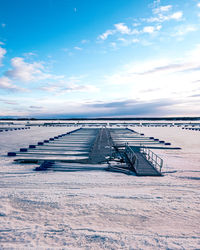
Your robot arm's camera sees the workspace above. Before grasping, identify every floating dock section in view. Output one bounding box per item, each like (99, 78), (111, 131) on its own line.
(7, 127), (181, 176)
(125, 145), (162, 176)
(109, 129), (163, 176)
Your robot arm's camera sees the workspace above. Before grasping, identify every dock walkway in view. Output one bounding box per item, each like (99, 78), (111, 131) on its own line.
(9, 127), (163, 176)
(132, 151), (161, 176)
(110, 128), (163, 176)
(88, 128), (113, 164)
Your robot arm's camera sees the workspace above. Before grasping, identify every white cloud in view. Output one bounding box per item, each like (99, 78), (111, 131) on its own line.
(197, 3), (200, 7)
(41, 75), (98, 95)
(110, 42), (117, 49)
(173, 25), (197, 37)
(187, 43), (200, 62)
(67, 75), (87, 83)
(0, 98), (18, 105)
(42, 82), (98, 94)
(0, 47), (6, 66)
(118, 37), (126, 42)
(1, 23), (6, 28)
(133, 23), (140, 27)
(156, 25), (162, 31)
(42, 85), (59, 92)
(117, 37), (140, 47)
(98, 29), (116, 40)
(149, 0), (161, 9)
(170, 11), (183, 20)
(74, 46), (82, 50)
(132, 38), (139, 43)
(99, 22), (161, 41)
(103, 45), (200, 103)
(99, 23), (132, 40)
(64, 84), (98, 93)
(143, 26), (155, 34)
(131, 29), (140, 35)
(23, 52), (37, 57)
(0, 76), (14, 89)
(5, 57), (52, 82)
(0, 76), (24, 91)
(142, 25), (161, 34)
(114, 23), (131, 34)
(147, 11), (183, 23)
(153, 5), (172, 14)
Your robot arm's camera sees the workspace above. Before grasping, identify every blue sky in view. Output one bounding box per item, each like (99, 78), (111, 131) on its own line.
(0, 0), (200, 118)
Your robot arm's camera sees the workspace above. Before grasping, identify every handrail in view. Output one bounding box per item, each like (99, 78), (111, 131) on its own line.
(125, 144), (138, 170)
(140, 145), (163, 172)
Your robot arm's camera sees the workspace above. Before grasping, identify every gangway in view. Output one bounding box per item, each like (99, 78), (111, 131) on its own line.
(125, 145), (162, 176)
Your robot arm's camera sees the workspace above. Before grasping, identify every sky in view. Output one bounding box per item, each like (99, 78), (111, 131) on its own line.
(0, 0), (200, 118)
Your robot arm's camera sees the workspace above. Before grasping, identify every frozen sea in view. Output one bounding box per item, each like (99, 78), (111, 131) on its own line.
(0, 123), (200, 249)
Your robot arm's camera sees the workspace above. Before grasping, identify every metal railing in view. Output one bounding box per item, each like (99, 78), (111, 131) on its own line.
(140, 145), (163, 172)
(125, 144), (138, 170)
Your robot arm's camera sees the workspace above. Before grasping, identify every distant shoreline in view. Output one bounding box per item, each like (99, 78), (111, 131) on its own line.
(0, 117), (200, 121)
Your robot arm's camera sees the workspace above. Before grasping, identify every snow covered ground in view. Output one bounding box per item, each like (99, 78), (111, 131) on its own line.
(0, 124), (200, 249)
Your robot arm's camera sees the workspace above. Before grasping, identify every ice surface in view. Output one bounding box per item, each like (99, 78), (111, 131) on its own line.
(0, 124), (200, 249)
